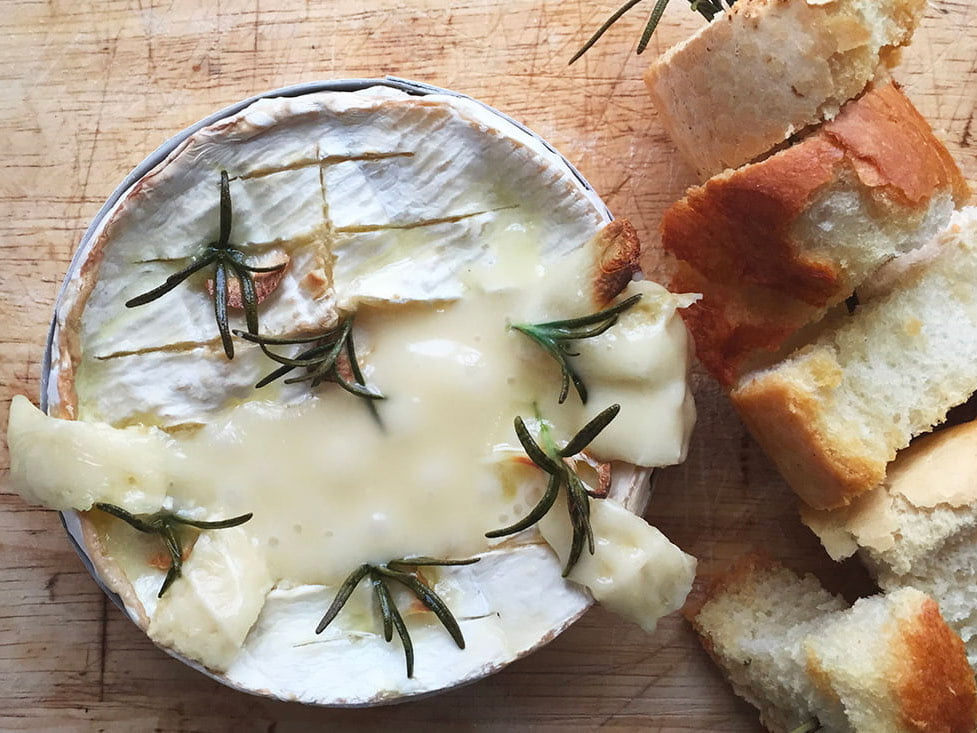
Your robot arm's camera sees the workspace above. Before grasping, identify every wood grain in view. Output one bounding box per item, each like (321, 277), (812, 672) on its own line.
(1, 0), (974, 729)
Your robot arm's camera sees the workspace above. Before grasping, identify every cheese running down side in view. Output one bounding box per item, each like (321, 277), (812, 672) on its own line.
(28, 87), (699, 704)
(539, 496), (697, 634)
(7, 395), (170, 514)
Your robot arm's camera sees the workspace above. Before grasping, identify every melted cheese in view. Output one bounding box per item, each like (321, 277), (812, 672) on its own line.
(538, 496), (696, 633)
(7, 395), (170, 513)
(576, 281), (698, 467)
(11, 277), (696, 672)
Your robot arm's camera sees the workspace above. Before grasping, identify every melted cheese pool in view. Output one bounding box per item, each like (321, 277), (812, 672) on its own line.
(153, 281), (692, 586)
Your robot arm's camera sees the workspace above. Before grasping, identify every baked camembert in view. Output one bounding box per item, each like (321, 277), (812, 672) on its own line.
(8, 87), (697, 704)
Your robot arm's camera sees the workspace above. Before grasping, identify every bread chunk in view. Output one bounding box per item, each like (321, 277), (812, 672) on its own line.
(665, 82), (968, 386)
(689, 555), (977, 733)
(645, 0), (927, 178)
(803, 420), (977, 666)
(732, 208), (977, 510)
(689, 555), (849, 732)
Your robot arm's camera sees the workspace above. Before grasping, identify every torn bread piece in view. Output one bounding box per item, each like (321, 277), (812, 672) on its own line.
(644, 0), (928, 178)
(803, 419), (977, 666)
(665, 82), (968, 386)
(689, 555), (977, 733)
(732, 208), (977, 510)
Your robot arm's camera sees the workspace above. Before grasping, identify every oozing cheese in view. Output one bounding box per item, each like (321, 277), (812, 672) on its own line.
(7, 395), (170, 514)
(15, 280), (695, 579)
(576, 281), (698, 467)
(538, 496), (697, 633)
(11, 278), (695, 671)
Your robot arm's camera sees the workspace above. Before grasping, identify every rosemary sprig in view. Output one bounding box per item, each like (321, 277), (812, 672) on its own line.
(234, 317), (384, 421)
(511, 294), (641, 404)
(486, 404), (620, 576)
(316, 557), (480, 677)
(569, 0), (736, 64)
(124, 170), (286, 359)
(94, 502), (253, 598)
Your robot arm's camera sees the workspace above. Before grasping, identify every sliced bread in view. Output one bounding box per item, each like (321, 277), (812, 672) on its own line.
(731, 208), (977, 510)
(644, 0), (928, 178)
(689, 555), (977, 733)
(802, 419), (977, 665)
(664, 82), (968, 386)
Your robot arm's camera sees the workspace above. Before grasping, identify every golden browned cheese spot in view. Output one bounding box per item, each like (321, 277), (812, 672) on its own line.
(895, 598), (977, 733)
(593, 460), (611, 498)
(593, 219), (641, 306)
(300, 268), (330, 299)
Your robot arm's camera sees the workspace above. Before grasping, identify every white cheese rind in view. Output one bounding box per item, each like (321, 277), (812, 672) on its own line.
(63, 88), (606, 430)
(6, 395), (170, 513)
(226, 545), (590, 704)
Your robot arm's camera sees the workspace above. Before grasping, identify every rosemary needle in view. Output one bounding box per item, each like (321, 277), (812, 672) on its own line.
(124, 170), (285, 359)
(94, 503), (253, 598)
(486, 405), (620, 576)
(569, 0), (736, 64)
(511, 294), (641, 404)
(234, 317), (384, 424)
(316, 557), (479, 678)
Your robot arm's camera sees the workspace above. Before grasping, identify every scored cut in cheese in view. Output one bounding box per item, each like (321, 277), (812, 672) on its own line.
(26, 86), (698, 705)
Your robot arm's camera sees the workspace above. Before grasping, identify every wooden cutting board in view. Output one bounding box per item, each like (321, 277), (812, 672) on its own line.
(1, 1), (975, 729)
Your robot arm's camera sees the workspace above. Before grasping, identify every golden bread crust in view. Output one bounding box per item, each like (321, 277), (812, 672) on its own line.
(684, 551), (780, 626)
(731, 365), (883, 510)
(670, 263), (826, 386)
(824, 82), (970, 208)
(690, 555), (977, 732)
(664, 83), (968, 386)
(894, 597), (977, 733)
(664, 134), (843, 306)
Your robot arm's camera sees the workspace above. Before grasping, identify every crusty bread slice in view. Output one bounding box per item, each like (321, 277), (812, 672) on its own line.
(731, 208), (977, 510)
(689, 555), (849, 732)
(807, 587), (977, 733)
(689, 555), (977, 733)
(802, 419), (977, 666)
(665, 82), (968, 386)
(644, 0), (927, 178)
